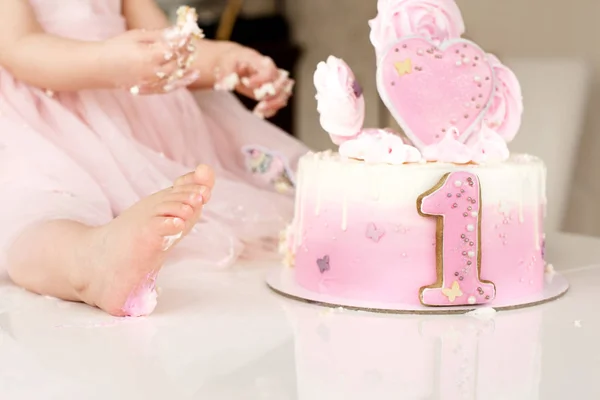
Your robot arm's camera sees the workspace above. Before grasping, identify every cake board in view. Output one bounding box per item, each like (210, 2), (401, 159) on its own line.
(266, 267), (569, 315)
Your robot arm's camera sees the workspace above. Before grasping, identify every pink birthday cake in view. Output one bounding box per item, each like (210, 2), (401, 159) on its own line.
(278, 0), (556, 309)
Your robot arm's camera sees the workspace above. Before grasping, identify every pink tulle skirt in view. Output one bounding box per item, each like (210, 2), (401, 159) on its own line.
(0, 73), (307, 269)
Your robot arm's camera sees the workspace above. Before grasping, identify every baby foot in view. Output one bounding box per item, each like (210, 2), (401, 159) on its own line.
(82, 165), (215, 317)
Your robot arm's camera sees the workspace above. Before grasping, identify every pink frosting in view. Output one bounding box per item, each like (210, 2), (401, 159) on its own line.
(122, 272), (158, 317)
(369, 0), (465, 61)
(339, 129), (422, 164)
(468, 124), (510, 164)
(314, 56), (365, 145)
(484, 54), (523, 142)
(294, 203), (544, 307)
(422, 128), (472, 164)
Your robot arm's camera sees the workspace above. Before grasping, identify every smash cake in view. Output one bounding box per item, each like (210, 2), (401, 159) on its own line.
(272, 0), (568, 311)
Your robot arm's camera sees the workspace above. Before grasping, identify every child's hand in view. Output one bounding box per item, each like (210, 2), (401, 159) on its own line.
(213, 43), (294, 118)
(99, 29), (182, 92)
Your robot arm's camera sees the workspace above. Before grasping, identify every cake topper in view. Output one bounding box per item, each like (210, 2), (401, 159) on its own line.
(377, 37), (495, 149)
(314, 56), (366, 145)
(370, 0), (522, 163)
(314, 57), (422, 164)
(313, 0), (521, 165)
(369, 0), (465, 62)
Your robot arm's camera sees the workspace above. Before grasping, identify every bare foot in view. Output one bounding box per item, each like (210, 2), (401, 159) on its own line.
(80, 165), (215, 316)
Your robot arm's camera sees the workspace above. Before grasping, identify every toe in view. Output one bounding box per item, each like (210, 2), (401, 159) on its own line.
(194, 165), (215, 189)
(169, 184), (210, 206)
(152, 216), (186, 237)
(165, 189), (204, 208)
(156, 201), (195, 221)
(174, 165), (215, 192)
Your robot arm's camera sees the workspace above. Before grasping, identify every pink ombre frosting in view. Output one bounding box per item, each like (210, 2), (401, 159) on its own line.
(286, 152), (546, 307)
(369, 0), (465, 61)
(314, 56), (365, 145)
(339, 129), (422, 164)
(484, 54), (523, 142)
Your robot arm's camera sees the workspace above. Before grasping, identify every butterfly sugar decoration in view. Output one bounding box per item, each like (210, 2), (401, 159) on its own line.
(242, 145), (296, 194)
(317, 255), (331, 274)
(366, 223), (385, 242)
(442, 281), (463, 303)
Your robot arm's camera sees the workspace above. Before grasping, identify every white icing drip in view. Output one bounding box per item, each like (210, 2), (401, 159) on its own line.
(518, 203), (524, 223)
(315, 157), (323, 216)
(534, 205), (540, 250)
(341, 195), (348, 231)
(162, 231), (183, 251)
(541, 165), (547, 220)
(296, 153), (546, 261)
(541, 163), (548, 206)
(536, 164), (545, 249)
(372, 166), (381, 201)
(518, 177), (525, 223)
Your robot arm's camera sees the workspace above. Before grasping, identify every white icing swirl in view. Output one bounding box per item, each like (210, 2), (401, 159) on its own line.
(422, 128), (472, 164)
(423, 127), (510, 164)
(339, 129), (422, 165)
(468, 124), (510, 164)
(314, 56), (365, 145)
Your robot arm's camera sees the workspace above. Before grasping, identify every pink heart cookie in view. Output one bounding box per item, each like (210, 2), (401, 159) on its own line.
(376, 37), (496, 150)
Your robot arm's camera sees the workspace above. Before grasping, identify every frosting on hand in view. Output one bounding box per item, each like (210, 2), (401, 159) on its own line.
(422, 128), (472, 164)
(314, 56), (365, 145)
(176, 6), (205, 39)
(468, 124), (510, 164)
(339, 129), (422, 164)
(484, 54), (523, 142)
(369, 0), (465, 61)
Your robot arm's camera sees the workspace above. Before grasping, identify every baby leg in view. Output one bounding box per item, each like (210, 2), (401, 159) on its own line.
(6, 165), (214, 317)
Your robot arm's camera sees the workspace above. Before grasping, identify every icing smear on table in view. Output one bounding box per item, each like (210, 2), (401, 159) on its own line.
(466, 307), (497, 320)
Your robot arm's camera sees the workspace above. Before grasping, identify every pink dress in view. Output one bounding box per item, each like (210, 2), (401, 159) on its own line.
(0, 0), (307, 269)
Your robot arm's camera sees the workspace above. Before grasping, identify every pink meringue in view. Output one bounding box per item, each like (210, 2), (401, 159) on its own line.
(369, 0), (465, 61)
(422, 128), (472, 164)
(467, 124), (510, 164)
(314, 56), (366, 145)
(484, 54), (523, 142)
(339, 129), (422, 165)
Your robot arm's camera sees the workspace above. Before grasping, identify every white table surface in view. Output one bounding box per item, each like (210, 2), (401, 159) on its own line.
(1, 232), (600, 399)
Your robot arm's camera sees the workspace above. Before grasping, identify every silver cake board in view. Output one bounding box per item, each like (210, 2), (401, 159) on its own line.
(266, 267), (569, 315)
